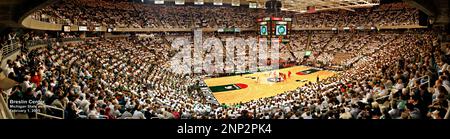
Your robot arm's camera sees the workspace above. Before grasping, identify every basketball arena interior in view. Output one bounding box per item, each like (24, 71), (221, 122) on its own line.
(0, 0), (449, 120)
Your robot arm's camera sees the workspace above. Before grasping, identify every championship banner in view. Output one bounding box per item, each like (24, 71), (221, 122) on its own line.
(175, 0), (185, 5)
(232, 0), (240, 6)
(194, 0), (204, 5)
(249, 3), (257, 8)
(155, 0), (164, 4)
(214, 0), (223, 5)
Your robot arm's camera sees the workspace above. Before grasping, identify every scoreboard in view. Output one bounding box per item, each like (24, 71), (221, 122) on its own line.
(257, 17), (292, 43)
(260, 23), (268, 36)
(275, 24), (287, 36)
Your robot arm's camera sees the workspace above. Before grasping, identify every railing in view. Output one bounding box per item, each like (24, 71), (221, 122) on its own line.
(0, 37), (85, 119)
(25, 38), (82, 48)
(35, 104), (64, 119)
(25, 39), (52, 47)
(1, 42), (21, 58)
(417, 75), (430, 88)
(0, 92), (14, 119)
(1, 38), (83, 60)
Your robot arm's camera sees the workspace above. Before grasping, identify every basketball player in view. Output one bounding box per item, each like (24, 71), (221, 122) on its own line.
(273, 70), (278, 79)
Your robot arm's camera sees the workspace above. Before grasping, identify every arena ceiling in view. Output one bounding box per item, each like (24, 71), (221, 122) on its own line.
(250, 0), (381, 12)
(404, 0), (449, 25)
(0, 0), (447, 30)
(151, 0), (448, 25)
(150, 0), (381, 12)
(0, 0), (52, 31)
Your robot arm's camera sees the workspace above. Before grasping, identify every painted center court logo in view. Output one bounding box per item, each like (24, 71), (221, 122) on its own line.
(296, 69), (320, 75)
(209, 83), (248, 93)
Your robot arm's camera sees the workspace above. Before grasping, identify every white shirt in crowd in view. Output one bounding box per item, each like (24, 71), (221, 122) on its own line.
(395, 83), (404, 90)
(132, 110), (146, 119)
(88, 110), (99, 119)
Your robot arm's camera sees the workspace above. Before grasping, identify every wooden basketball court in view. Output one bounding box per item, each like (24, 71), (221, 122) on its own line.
(204, 66), (336, 104)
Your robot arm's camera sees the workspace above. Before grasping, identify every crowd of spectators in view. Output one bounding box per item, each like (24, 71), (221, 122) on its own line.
(2, 29), (448, 119)
(2, 36), (206, 119)
(32, 0), (261, 29)
(31, 0), (419, 29)
(2, 0), (448, 119)
(293, 3), (419, 28)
